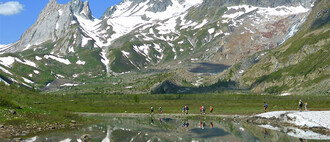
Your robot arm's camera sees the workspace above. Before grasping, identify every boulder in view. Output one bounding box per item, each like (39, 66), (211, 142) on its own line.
(70, 120), (76, 124)
(9, 109), (17, 115)
(81, 134), (91, 141)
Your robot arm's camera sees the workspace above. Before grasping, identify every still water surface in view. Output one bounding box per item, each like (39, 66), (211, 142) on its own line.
(11, 114), (330, 142)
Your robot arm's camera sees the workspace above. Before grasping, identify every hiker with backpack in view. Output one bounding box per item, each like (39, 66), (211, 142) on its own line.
(299, 100), (303, 112)
(185, 105), (189, 114)
(210, 106), (213, 113)
(150, 107), (154, 114)
(264, 102), (268, 112)
(182, 106), (185, 114)
(202, 106), (206, 114)
(305, 102), (308, 111)
(159, 107), (162, 114)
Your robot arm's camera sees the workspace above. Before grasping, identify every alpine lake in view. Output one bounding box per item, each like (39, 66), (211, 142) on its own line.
(6, 113), (330, 142)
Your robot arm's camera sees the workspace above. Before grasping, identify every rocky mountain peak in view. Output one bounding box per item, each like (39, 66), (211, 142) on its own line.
(49, 0), (57, 4)
(69, 0), (93, 19)
(146, 0), (173, 13)
(81, 1), (93, 19)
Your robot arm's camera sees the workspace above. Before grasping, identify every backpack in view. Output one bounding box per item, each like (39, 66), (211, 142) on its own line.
(186, 107), (189, 110)
(265, 104), (268, 108)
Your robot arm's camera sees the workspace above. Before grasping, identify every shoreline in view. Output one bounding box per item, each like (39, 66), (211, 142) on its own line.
(1, 111), (329, 139)
(0, 121), (81, 139)
(78, 112), (249, 118)
(247, 111), (330, 136)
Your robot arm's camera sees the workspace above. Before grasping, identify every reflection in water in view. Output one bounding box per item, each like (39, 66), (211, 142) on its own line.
(300, 138), (308, 142)
(190, 127), (230, 138)
(159, 118), (162, 124)
(182, 120), (190, 128)
(150, 118), (154, 125)
(101, 128), (111, 142)
(7, 115), (328, 142)
(264, 128), (268, 138)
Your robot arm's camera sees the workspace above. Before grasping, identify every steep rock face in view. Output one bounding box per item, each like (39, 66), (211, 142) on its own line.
(238, 0), (330, 94)
(5, 0), (94, 53)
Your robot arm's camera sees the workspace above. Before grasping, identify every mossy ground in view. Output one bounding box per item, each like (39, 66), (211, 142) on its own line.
(39, 93), (329, 115)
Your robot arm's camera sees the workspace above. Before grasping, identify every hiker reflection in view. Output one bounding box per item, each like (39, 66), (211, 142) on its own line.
(151, 118), (154, 125)
(210, 122), (214, 128)
(185, 120), (189, 128)
(159, 118), (162, 124)
(200, 121), (206, 129)
(182, 120), (189, 128)
(264, 128), (268, 138)
(299, 138), (307, 142)
(200, 122), (203, 129)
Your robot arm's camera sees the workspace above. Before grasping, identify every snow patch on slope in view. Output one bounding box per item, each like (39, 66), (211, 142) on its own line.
(208, 28), (215, 34)
(0, 56), (37, 68)
(22, 77), (34, 84)
(0, 66), (13, 75)
(223, 5), (309, 19)
(133, 44), (152, 62)
(44, 55), (71, 65)
(76, 60), (86, 65)
(35, 56), (42, 61)
(0, 43), (15, 54)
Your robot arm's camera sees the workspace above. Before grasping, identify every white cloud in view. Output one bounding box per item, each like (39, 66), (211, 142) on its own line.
(0, 1), (24, 16)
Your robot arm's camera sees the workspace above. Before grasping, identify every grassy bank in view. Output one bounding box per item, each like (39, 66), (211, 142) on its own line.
(38, 93), (330, 115)
(0, 83), (83, 138)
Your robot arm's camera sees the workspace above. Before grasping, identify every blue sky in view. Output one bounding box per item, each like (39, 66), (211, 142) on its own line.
(0, 0), (122, 44)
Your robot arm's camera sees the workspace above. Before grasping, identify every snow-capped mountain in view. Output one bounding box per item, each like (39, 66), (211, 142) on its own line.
(0, 0), (322, 94)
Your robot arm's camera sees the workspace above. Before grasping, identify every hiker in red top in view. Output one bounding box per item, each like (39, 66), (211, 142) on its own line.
(159, 107), (162, 114)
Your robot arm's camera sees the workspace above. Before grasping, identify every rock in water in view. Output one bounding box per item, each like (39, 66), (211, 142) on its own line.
(81, 134), (91, 141)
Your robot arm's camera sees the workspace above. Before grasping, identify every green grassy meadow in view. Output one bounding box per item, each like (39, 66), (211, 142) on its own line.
(0, 83), (83, 128)
(38, 93), (330, 115)
(1, 82), (329, 131)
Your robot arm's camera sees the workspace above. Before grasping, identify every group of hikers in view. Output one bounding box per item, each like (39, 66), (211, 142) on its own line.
(151, 99), (308, 115)
(299, 99), (308, 111)
(182, 105), (190, 114)
(150, 105), (214, 115)
(200, 106), (213, 114)
(150, 107), (162, 114)
(263, 99), (308, 113)
(200, 121), (214, 129)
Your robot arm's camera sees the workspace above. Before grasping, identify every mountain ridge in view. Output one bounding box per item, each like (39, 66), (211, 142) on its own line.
(1, 0), (327, 95)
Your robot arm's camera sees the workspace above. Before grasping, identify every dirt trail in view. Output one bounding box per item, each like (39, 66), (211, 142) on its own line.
(78, 113), (249, 119)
